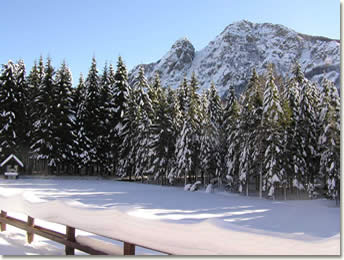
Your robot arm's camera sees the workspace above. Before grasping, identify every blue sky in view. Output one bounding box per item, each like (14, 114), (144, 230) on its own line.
(1, 0), (340, 81)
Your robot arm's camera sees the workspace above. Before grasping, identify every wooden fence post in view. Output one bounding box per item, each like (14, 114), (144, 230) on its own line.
(124, 242), (135, 255)
(0, 211), (7, 232)
(27, 216), (34, 243)
(65, 226), (76, 255)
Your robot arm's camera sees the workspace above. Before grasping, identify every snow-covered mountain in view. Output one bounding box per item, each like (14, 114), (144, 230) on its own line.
(129, 20), (340, 96)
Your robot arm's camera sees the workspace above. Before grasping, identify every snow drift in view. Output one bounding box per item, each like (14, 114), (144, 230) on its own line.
(0, 190), (339, 255)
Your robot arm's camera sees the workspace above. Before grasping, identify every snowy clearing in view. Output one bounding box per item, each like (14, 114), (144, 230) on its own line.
(0, 176), (340, 255)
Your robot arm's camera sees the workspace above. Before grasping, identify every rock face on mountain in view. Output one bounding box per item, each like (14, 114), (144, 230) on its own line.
(129, 20), (340, 96)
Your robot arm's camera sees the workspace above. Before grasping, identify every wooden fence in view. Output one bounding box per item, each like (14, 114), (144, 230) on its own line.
(0, 210), (171, 255)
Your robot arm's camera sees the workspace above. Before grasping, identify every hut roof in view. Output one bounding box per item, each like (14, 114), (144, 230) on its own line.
(0, 154), (24, 168)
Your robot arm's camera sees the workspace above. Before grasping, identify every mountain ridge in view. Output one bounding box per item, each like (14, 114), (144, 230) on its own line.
(129, 20), (340, 96)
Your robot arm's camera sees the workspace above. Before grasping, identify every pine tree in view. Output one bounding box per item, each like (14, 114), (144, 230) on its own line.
(132, 66), (154, 181)
(224, 86), (241, 190)
(30, 57), (58, 172)
(237, 68), (263, 196)
(170, 120), (193, 185)
(108, 63), (116, 86)
(74, 74), (92, 171)
(147, 72), (161, 122)
(188, 73), (202, 183)
(53, 61), (74, 173)
(319, 79), (340, 200)
(117, 86), (137, 179)
(27, 57), (45, 142)
(15, 60), (29, 142)
(149, 74), (175, 182)
(83, 57), (101, 174)
(299, 79), (321, 197)
(177, 76), (188, 114)
(98, 63), (115, 175)
(12, 60), (30, 166)
(282, 65), (307, 195)
(261, 68), (284, 199)
(206, 83), (223, 186)
(117, 66), (153, 181)
(163, 87), (182, 183)
(0, 61), (18, 159)
(172, 73), (201, 185)
(199, 91), (212, 185)
(111, 57), (131, 175)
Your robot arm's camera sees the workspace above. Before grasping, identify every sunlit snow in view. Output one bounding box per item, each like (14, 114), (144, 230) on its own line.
(0, 177), (340, 255)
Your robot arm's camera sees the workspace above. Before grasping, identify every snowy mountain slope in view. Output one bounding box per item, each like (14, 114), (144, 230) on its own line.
(129, 20), (340, 96)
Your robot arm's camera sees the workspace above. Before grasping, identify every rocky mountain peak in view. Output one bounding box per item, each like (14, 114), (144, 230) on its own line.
(169, 37), (195, 64)
(129, 21), (340, 96)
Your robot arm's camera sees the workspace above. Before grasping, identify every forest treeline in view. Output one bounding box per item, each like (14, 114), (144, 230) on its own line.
(0, 57), (340, 200)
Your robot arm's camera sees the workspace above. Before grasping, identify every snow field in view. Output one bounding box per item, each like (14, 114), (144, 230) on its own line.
(0, 177), (340, 255)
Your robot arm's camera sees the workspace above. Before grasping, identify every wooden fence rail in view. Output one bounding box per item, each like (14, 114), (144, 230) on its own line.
(0, 210), (168, 255)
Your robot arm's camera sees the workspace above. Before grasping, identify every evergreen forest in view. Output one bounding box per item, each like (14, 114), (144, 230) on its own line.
(0, 57), (340, 200)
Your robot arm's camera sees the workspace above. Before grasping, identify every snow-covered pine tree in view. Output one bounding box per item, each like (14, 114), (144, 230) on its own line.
(74, 74), (93, 173)
(163, 87), (182, 184)
(26, 58), (45, 144)
(171, 73), (201, 185)
(149, 74), (175, 182)
(237, 68), (263, 196)
(177, 76), (188, 115)
(53, 61), (75, 173)
(30, 57), (58, 173)
(199, 91), (212, 185)
(98, 63), (115, 175)
(188, 73), (202, 183)
(116, 86), (137, 180)
(131, 66), (154, 181)
(83, 57), (101, 174)
(108, 63), (116, 90)
(71, 74), (85, 122)
(282, 64), (307, 196)
(170, 119), (193, 185)
(111, 56), (131, 175)
(0, 61), (18, 159)
(207, 82), (223, 187)
(223, 85), (240, 190)
(13, 60), (30, 164)
(71, 74), (86, 172)
(319, 79), (340, 200)
(261, 67), (284, 199)
(223, 85), (237, 134)
(299, 78), (321, 197)
(147, 72), (161, 122)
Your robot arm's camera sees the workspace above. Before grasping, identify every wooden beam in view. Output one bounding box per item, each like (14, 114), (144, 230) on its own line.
(0, 212), (172, 255)
(27, 216), (34, 243)
(124, 242), (135, 255)
(0, 211), (7, 231)
(66, 226), (76, 255)
(0, 215), (107, 255)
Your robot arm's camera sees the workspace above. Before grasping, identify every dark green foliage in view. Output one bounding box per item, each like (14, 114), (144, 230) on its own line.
(111, 57), (131, 174)
(0, 57), (338, 201)
(319, 79), (340, 199)
(30, 58), (58, 169)
(53, 62), (74, 167)
(0, 61), (19, 159)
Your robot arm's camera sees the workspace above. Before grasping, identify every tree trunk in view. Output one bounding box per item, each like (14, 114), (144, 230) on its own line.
(259, 172), (262, 199)
(246, 178), (249, 197)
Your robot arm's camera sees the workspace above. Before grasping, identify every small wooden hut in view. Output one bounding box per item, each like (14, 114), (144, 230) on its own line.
(0, 154), (24, 179)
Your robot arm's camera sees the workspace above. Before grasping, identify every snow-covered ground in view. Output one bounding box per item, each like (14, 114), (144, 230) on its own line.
(0, 176), (340, 255)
